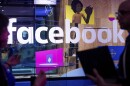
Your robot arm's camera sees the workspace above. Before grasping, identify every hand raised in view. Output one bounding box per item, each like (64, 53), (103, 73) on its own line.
(34, 70), (46, 86)
(7, 55), (20, 66)
(85, 5), (93, 16)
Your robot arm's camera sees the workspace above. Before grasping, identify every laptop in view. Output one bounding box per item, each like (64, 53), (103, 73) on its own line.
(77, 46), (118, 79)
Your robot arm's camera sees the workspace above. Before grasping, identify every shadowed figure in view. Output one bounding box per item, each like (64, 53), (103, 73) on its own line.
(88, 0), (130, 86)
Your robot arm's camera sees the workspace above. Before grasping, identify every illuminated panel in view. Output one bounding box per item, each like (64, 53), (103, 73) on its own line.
(35, 48), (63, 74)
(34, 0), (57, 5)
(35, 7), (52, 16)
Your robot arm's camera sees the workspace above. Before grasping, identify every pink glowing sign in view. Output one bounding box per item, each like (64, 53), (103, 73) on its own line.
(35, 48), (64, 74)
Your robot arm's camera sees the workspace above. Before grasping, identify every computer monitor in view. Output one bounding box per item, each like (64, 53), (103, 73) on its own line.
(35, 48), (64, 74)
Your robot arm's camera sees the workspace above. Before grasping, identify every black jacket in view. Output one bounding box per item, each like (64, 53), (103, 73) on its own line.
(118, 35), (130, 86)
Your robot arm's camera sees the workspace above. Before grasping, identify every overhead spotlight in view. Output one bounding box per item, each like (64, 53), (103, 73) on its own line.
(2, 10), (4, 11)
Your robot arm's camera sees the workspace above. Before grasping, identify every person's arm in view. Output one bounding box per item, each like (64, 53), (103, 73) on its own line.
(83, 6), (93, 24)
(4, 62), (11, 69)
(72, 14), (77, 27)
(72, 14), (75, 23)
(4, 55), (20, 69)
(33, 70), (46, 86)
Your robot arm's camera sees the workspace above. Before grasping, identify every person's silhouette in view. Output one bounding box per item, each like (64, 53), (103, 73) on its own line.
(0, 13), (46, 86)
(88, 0), (130, 86)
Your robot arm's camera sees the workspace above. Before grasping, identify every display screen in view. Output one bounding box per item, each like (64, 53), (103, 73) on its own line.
(35, 6), (53, 16)
(36, 48), (64, 74)
(34, 0), (57, 5)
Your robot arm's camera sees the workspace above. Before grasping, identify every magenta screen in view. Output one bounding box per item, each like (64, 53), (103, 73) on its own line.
(35, 48), (64, 74)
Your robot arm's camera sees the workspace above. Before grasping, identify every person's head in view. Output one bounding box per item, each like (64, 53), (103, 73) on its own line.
(71, 0), (83, 13)
(117, 0), (130, 32)
(0, 13), (9, 49)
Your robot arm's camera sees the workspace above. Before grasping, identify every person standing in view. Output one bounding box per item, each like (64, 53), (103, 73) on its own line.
(0, 13), (46, 86)
(88, 0), (130, 86)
